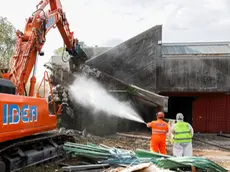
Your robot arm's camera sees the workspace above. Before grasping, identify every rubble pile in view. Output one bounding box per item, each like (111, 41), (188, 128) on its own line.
(18, 132), (230, 171)
(62, 142), (227, 172)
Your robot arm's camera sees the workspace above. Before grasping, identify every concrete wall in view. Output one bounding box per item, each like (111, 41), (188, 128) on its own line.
(157, 57), (230, 92)
(87, 25), (162, 92)
(83, 47), (111, 59)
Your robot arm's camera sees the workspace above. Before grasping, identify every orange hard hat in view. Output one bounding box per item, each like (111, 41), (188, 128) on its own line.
(157, 112), (165, 118)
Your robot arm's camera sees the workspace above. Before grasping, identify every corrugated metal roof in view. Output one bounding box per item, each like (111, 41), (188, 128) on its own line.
(162, 42), (230, 55)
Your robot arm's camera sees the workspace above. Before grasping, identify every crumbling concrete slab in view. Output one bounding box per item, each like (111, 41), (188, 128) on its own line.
(45, 63), (168, 111)
(86, 25), (162, 92)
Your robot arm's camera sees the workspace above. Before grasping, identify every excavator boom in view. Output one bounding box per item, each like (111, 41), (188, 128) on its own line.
(3, 0), (78, 96)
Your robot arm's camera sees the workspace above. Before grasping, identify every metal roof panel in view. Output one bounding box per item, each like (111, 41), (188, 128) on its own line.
(162, 42), (230, 55)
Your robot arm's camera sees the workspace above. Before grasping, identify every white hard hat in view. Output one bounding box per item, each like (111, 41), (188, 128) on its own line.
(176, 113), (184, 121)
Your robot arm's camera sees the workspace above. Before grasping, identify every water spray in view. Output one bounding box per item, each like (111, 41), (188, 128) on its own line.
(69, 74), (145, 123)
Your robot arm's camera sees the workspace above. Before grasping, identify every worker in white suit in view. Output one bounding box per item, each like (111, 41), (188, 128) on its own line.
(171, 113), (194, 156)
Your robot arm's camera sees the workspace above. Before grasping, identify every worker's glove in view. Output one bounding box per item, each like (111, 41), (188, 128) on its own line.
(169, 138), (174, 144)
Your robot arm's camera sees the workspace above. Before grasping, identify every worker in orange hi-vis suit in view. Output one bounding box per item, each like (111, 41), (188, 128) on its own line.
(146, 112), (169, 154)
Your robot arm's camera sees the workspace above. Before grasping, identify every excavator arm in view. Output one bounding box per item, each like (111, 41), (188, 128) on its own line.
(2, 0), (83, 96)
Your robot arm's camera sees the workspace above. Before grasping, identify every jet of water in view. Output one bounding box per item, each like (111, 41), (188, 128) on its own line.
(68, 74), (144, 123)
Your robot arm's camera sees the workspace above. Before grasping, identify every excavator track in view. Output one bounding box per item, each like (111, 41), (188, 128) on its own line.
(0, 132), (74, 172)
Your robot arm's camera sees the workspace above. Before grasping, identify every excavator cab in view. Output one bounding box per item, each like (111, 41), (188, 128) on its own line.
(0, 78), (16, 95)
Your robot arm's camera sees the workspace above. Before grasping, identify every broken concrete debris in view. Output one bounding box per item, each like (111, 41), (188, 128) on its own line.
(63, 142), (227, 172)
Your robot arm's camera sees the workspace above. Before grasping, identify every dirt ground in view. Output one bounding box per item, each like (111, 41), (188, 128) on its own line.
(19, 133), (230, 172)
(192, 134), (230, 171)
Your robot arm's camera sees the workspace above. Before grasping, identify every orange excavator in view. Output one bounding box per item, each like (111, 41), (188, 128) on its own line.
(0, 0), (85, 171)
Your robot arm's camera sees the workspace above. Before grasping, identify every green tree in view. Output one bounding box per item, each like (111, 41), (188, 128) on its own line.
(54, 47), (65, 56)
(0, 17), (16, 69)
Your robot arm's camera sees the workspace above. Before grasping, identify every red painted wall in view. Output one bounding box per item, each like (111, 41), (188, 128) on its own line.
(162, 92), (230, 133)
(193, 94), (230, 133)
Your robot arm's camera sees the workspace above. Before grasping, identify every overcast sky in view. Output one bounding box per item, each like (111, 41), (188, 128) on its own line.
(1, 0), (230, 80)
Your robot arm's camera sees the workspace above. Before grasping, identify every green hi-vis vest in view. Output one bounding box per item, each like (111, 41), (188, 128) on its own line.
(174, 121), (192, 143)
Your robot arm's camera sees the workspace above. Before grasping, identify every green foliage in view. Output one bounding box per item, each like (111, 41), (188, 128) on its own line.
(0, 17), (16, 68)
(53, 47), (70, 63)
(54, 47), (65, 56)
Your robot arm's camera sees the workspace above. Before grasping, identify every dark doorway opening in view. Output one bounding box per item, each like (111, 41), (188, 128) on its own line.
(166, 97), (194, 125)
